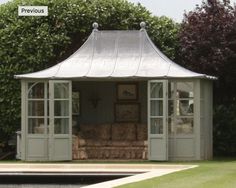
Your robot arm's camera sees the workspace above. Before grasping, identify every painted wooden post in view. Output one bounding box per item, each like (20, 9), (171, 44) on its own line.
(204, 80), (213, 159)
(48, 81), (54, 161)
(20, 80), (26, 160)
(194, 79), (201, 160)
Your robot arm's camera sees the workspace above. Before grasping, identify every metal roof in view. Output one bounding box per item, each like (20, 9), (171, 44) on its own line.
(15, 22), (215, 80)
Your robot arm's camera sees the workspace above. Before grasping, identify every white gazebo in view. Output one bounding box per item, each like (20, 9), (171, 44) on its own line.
(15, 22), (215, 161)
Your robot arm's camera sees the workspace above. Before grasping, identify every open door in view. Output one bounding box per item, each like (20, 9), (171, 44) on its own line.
(24, 80), (72, 161)
(49, 80), (72, 161)
(25, 81), (49, 161)
(148, 80), (168, 161)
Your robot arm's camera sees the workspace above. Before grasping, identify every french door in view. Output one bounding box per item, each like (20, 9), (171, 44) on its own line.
(25, 80), (72, 161)
(48, 80), (72, 161)
(148, 80), (168, 161)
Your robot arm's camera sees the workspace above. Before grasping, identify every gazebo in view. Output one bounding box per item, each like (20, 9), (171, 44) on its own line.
(15, 22), (214, 161)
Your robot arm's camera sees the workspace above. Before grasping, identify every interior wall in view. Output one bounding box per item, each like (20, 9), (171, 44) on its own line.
(72, 81), (147, 125)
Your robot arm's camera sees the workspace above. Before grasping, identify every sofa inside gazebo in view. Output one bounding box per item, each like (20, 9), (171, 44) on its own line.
(15, 22), (214, 161)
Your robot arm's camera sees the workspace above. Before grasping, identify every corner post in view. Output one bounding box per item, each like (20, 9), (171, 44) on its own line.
(194, 79), (201, 160)
(20, 80), (27, 160)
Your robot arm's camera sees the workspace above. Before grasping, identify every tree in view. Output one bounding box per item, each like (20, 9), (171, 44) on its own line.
(178, 0), (236, 103)
(178, 0), (236, 156)
(0, 0), (179, 149)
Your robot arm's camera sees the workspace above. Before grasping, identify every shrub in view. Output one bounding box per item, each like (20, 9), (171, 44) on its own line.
(213, 104), (236, 156)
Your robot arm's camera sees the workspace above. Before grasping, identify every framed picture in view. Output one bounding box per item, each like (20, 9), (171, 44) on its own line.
(115, 103), (140, 122)
(117, 83), (138, 101)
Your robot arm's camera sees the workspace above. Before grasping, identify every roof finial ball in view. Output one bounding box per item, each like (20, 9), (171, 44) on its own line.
(92, 22), (99, 30)
(140, 21), (146, 30)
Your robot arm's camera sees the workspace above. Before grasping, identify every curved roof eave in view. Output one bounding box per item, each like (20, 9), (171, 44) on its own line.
(15, 26), (216, 80)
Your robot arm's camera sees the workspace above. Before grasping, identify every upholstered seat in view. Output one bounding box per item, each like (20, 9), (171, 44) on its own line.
(72, 123), (147, 160)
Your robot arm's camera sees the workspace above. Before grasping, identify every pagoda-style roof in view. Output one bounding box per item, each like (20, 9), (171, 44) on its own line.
(15, 22), (215, 80)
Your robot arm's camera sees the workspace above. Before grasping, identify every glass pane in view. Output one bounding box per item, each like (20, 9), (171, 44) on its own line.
(177, 82), (194, 98)
(28, 118), (44, 134)
(28, 83), (44, 99)
(168, 118), (174, 134)
(150, 100), (163, 116)
(168, 82), (174, 99)
(168, 100), (174, 116)
(28, 101), (44, 116)
(176, 118), (193, 134)
(150, 118), (163, 134)
(47, 83), (49, 98)
(47, 118), (49, 134)
(54, 118), (69, 134)
(150, 83), (163, 98)
(47, 100), (49, 116)
(54, 100), (69, 116)
(54, 83), (69, 99)
(176, 100), (194, 116)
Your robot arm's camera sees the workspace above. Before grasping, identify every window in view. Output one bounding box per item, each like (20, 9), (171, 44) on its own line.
(27, 82), (46, 134)
(53, 83), (70, 134)
(150, 82), (164, 134)
(168, 81), (194, 135)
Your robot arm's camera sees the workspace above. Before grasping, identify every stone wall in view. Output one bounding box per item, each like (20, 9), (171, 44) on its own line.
(72, 123), (147, 160)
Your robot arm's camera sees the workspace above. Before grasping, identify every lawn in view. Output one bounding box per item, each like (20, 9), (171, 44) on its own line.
(116, 159), (236, 188)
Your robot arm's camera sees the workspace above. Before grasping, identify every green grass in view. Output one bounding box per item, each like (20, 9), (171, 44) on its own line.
(116, 159), (236, 188)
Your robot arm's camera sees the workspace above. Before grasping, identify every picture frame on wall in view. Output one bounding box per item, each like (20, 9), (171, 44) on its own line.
(117, 83), (138, 101)
(115, 103), (140, 122)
